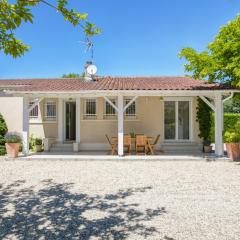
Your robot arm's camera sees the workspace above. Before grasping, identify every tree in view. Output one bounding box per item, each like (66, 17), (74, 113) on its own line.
(0, 0), (101, 58)
(179, 15), (240, 87)
(62, 73), (84, 78)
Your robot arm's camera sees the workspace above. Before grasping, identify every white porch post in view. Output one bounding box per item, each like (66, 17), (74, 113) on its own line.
(118, 95), (124, 156)
(58, 98), (64, 142)
(74, 97), (81, 152)
(214, 93), (224, 156)
(22, 97), (29, 155)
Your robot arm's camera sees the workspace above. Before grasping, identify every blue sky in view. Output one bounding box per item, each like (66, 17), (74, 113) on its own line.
(0, 0), (240, 78)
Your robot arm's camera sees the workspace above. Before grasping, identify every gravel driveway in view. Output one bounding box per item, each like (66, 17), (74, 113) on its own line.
(0, 160), (240, 240)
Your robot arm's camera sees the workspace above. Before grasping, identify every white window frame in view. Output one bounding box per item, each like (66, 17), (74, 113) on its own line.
(124, 98), (137, 119)
(29, 101), (39, 118)
(44, 101), (57, 121)
(84, 98), (97, 119)
(104, 98), (117, 119)
(163, 97), (193, 142)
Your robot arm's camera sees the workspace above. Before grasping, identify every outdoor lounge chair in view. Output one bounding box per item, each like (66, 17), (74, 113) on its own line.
(124, 135), (131, 154)
(105, 134), (117, 155)
(135, 135), (147, 154)
(147, 134), (160, 155)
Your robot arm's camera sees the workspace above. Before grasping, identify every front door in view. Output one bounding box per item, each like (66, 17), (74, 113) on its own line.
(65, 102), (76, 141)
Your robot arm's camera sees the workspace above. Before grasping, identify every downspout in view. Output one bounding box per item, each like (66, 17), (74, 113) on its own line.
(222, 92), (234, 131)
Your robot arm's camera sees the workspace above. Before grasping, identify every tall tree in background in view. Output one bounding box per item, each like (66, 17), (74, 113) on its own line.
(179, 15), (240, 87)
(0, 0), (101, 58)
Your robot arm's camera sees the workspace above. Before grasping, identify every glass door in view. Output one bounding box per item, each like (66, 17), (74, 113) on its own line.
(164, 101), (190, 140)
(65, 102), (76, 141)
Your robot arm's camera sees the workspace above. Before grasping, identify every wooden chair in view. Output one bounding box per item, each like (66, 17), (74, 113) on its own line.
(105, 135), (117, 155)
(147, 134), (160, 155)
(124, 135), (131, 154)
(135, 135), (147, 154)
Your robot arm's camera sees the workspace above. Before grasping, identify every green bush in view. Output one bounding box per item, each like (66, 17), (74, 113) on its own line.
(0, 114), (8, 155)
(211, 113), (240, 142)
(196, 98), (212, 143)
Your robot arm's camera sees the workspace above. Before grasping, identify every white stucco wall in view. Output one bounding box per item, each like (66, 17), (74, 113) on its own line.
(0, 96), (201, 144)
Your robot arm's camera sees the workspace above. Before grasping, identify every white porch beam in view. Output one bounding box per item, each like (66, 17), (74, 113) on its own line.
(28, 97), (43, 112)
(76, 97), (81, 145)
(57, 98), (64, 142)
(103, 96), (119, 112)
(118, 95), (124, 156)
(214, 93), (224, 156)
(223, 92), (234, 103)
(199, 96), (216, 111)
(123, 96), (138, 112)
(22, 97), (29, 155)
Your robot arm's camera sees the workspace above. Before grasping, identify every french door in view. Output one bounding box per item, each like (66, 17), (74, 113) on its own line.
(164, 101), (191, 140)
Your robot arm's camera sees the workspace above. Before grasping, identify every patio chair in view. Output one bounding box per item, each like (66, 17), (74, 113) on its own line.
(105, 135), (117, 155)
(147, 134), (160, 155)
(124, 135), (131, 154)
(135, 135), (147, 155)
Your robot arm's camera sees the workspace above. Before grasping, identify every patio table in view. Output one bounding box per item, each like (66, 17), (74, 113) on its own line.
(111, 136), (154, 155)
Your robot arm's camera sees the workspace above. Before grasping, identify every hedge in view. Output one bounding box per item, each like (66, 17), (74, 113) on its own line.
(210, 113), (240, 142)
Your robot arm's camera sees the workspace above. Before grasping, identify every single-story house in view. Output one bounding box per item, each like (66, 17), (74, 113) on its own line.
(0, 75), (238, 156)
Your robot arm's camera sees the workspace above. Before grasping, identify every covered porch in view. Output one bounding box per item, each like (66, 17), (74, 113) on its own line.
(20, 90), (232, 157)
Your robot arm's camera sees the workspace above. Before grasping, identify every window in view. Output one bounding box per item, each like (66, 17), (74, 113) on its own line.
(104, 99), (117, 119)
(164, 101), (190, 140)
(84, 99), (97, 119)
(29, 101), (38, 118)
(44, 101), (56, 120)
(124, 98), (136, 117)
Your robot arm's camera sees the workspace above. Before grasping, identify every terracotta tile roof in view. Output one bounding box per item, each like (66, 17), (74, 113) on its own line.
(0, 76), (236, 92)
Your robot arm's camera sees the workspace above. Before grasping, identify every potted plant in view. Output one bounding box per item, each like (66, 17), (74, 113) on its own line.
(203, 139), (212, 153)
(5, 132), (22, 158)
(35, 138), (42, 152)
(224, 130), (240, 161)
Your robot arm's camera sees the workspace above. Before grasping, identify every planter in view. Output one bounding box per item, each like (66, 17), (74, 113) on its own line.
(226, 143), (240, 161)
(5, 143), (20, 158)
(204, 145), (212, 153)
(35, 145), (42, 152)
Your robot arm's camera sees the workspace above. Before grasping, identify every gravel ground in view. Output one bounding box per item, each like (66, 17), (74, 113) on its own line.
(0, 160), (240, 240)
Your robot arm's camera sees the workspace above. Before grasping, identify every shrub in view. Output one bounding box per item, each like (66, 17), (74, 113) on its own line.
(196, 98), (212, 143)
(35, 138), (42, 145)
(5, 132), (22, 143)
(0, 114), (8, 155)
(211, 113), (240, 142)
(223, 121), (240, 143)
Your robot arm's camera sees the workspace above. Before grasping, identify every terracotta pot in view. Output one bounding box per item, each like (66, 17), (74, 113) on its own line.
(204, 145), (212, 153)
(226, 143), (240, 161)
(35, 145), (42, 152)
(5, 143), (20, 158)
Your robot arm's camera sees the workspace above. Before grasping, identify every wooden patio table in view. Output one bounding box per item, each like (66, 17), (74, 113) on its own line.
(111, 136), (154, 155)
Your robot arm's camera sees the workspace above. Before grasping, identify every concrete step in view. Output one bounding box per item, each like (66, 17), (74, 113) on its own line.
(161, 142), (202, 153)
(50, 143), (73, 152)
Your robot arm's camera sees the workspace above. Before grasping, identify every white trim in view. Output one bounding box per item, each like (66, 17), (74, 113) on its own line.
(28, 97), (43, 112)
(199, 96), (215, 111)
(103, 96), (118, 113)
(76, 98), (81, 143)
(118, 95), (124, 156)
(123, 96), (138, 112)
(22, 97), (29, 155)
(58, 98), (64, 142)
